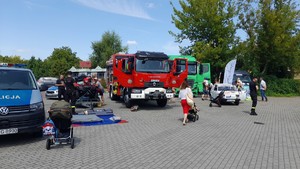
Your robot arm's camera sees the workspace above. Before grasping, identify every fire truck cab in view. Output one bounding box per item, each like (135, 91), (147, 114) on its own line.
(106, 51), (188, 108)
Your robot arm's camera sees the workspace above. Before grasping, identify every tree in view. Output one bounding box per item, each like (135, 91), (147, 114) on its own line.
(0, 55), (26, 64)
(235, 0), (260, 75)
(170, 0), (238, 76)
(255, 0), (300, 78)
(90, 31), (128, 68)
(45, 46), (80, 77)
(26, 56), (45, 79)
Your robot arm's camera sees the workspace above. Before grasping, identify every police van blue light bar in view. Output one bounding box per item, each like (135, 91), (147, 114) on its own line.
(0, 63), (27, 68)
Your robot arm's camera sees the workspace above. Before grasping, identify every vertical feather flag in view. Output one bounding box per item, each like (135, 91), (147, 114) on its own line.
(223, 59), (237, 84)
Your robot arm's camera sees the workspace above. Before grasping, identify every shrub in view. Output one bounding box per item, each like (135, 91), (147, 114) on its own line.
(263, 76), (300, 96)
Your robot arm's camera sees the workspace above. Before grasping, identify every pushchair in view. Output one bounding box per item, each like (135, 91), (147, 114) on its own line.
(43, 101), (75, 150)
(209, 90), (224, 107)
(187, 103), (200, 122)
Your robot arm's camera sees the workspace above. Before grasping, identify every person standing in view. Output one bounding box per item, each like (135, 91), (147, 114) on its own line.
(179, 80), (192, 125)
(64, 71), (77, 115)
(260, 77), (268, 102)
(91, 76), (105, 105)
(202, 78), (209, 100)
(55, 74), (65, 101)
(236, 78), (243, 91)
(249, 77), (258, 115)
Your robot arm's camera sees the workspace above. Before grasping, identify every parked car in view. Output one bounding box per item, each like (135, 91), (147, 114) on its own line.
(45, 86), (61, 99)
(210, 83), (240, 105)
(37, 77), (58, 91)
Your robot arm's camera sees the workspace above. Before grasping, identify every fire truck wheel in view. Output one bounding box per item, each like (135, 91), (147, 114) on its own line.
(124, 93), (132, 108)
(109, 88), (116, 100)
(157, 99), (168, 107)
(109, 87), (119, 100)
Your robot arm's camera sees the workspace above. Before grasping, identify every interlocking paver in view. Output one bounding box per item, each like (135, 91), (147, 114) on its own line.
(0, 95), (300, 169)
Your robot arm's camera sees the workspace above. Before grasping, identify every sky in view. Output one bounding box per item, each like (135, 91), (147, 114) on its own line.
(0, 0), (186, 61)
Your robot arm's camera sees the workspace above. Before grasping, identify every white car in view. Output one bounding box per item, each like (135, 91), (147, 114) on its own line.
(210, 83), (240, 105)
(37, 77), (58, 91)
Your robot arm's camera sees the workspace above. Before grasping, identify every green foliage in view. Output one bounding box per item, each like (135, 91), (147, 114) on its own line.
(45, 46), (81, 77)
(0, 55), (27, 64)
(255, 0), (300, 78)
(26, 56), (45, 79)
(90, 31), (128, 68)
(170, 0), (239, 76)
(264, 76), (300, 96)
(171, 0), (300, 79)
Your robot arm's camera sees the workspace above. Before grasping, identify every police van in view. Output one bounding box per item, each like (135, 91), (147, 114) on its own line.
(0, 63), (45, 136)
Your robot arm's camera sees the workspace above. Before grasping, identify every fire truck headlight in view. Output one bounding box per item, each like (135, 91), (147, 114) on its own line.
(128, 79), (133, 84)
(172, 80), (176, 84)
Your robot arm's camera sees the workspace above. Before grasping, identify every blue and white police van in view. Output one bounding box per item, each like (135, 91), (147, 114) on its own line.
(0, 63), (45, 136)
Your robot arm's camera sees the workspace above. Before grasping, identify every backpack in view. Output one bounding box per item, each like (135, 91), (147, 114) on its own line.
(49, 100), (72, 120)
(42, 118), (56, 136)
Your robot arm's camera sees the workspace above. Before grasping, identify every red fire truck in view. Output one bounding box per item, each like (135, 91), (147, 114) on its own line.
(106, 51), (188, 108)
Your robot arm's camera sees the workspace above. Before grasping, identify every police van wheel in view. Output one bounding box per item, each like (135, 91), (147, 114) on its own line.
(157, 99), (167, 107)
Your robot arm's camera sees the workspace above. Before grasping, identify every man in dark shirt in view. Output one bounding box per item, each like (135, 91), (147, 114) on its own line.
(249, 77), (258, 115)
(55, 74), (65, 101)
(64, 71), (77, 114)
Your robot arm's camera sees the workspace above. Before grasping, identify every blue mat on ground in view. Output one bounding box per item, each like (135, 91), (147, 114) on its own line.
(72, 108), (127, 127)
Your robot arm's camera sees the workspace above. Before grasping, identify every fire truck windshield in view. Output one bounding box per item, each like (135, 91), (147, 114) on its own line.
(136, 59), (170, 73)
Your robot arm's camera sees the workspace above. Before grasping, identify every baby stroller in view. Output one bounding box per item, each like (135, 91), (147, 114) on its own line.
(187, 103), (200, 122)
(43, 101), (75, 150)
(209, 90), (224, 107)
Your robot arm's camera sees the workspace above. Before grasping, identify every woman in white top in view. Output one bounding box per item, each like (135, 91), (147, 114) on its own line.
(178, 80), (193, 125)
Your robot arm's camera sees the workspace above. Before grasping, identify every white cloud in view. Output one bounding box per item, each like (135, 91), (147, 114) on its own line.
(15, 49), (30, 53)
(127, 40), (137, 45)
(24, 0), (48, 10)
(163, 42), (180, 54)
(146, 2), (155, 8)
(74, 0), (153, 20)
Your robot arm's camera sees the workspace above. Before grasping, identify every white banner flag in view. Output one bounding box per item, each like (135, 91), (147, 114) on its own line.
(223, 59), (237, 84)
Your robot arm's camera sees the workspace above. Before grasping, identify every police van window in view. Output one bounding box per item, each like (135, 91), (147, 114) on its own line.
(0, 70), (37, 90)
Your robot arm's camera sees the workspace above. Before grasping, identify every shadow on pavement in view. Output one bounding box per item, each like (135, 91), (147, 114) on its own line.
(242, 111), (250, 114)
(0, 133), (45, 147)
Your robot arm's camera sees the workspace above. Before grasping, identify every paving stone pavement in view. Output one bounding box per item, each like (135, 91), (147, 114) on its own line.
(0, 94), (300, 169)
